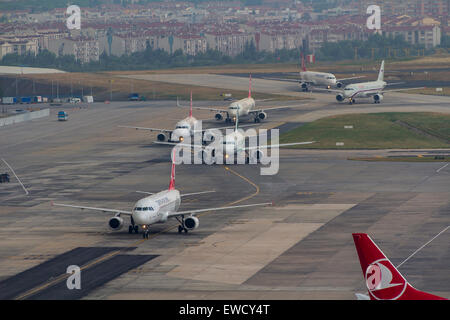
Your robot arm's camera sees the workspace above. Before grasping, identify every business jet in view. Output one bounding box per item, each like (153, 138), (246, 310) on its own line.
(52, 151), (271, 239)
(119, 92), (236, 143)
(264, 53), (364, 92)
(190, 75), (307, 124)
(328, 60), (424, 104)
(352, 233), (447, 300)
(155, 113), (316, 164)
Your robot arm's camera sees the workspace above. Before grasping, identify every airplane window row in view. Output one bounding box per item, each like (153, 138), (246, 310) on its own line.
(134, 207), (154, 211)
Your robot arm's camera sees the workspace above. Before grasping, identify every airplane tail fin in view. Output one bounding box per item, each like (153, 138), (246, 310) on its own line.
(169, 149), (176, 190)
(189, 90), (193, 118)
(352, 233), (446, 300)
(300, 52), (307, 72)
(248, 74), (252, 98)
(377, 60), (385, 82)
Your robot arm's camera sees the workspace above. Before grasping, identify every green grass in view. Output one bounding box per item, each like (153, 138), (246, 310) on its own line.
(279, 112), (450, 149)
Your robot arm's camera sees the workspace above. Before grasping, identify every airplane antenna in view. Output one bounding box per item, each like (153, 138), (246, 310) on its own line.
(169, 149), (176, 190)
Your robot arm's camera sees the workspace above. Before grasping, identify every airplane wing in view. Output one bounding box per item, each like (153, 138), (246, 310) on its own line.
(168, 202), (272, 218)
(243, 141), (316, 151)
(336, 76), (366, 81)
(380, 87), (425, 94)
(52, 202), (132, 215)
(118, 125), (173, 133)
(180, 190), (215, 197)
(312, 87), (343, 94)
(261, 77), (300, 83)
(136, 190), (215, 197)
(249, 104), (309, 114)
(193, 123), (258, 133)
(153, 141), (204, 149)
(192, 106), (229, 114)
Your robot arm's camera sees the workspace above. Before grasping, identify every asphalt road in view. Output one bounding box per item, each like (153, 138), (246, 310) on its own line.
(0, 93), (449, 300)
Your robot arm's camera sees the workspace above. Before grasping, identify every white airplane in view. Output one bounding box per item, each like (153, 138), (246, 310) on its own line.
(190, 75), (305, 124)
(52, 151), (271, 238)
(156, 113), (316, 163)
(264, 53), (364, 92)
(119, 92), (235, 143)
(329, 60), (424, 105)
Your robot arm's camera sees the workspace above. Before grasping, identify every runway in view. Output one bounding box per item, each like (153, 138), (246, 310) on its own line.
(0, 90), (449, 299)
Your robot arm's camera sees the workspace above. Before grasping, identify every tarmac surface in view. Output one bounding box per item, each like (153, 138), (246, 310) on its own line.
(0, 85), (449, 300)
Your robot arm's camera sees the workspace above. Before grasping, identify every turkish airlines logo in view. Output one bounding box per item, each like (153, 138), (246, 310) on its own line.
(365, 259), (407, 300)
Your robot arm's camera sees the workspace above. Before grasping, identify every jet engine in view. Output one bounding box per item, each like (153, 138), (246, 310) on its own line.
(108, 216), (124, 231)
(336, 82), (343, 88)
(373, 94), (383, 103)
(258, 112), (267, 121)
(336, 94), (345, 102)
(215, 113), (223, 121)
(184, 216), (199, 230)
(299, 82), (308, 92)
(157, 133), (169, 142)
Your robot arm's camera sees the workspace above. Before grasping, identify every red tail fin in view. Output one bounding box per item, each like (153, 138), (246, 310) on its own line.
(248, 74), (252, 98)
(189, 90), (193, 118)
(169, 149), (176, 190)
(300, 52), (306, 72)
(352, 233), (446, 300)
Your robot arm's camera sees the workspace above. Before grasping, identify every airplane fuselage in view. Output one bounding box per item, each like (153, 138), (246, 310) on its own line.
(228, 97), (256, 120)
(132, 189), (181, 227)
(300, 71), (337, 87)
(171, 116), (199, 141)
(343, 80), (386, 99)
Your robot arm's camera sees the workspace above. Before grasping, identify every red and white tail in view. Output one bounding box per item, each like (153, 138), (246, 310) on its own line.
(248, 74), (252, 98)
(352, 233), (446, 300)
(189, 90), (193, 118)
(168, 149), (176, 190)
(300, 52), (306, 72)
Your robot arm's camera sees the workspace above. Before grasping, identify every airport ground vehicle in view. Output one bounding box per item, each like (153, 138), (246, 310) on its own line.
(69, 97), (81, 104)
(57, 111), (68, 121)
(2, 97), (18, 104)
(128, 93), (140, 101)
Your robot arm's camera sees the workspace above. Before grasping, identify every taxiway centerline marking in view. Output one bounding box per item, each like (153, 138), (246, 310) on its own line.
(14, 164), (261, 299)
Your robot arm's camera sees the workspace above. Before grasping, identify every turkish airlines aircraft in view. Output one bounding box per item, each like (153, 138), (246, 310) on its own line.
(264, 53), (364, 92)
(352, 233), (447, 300)
(329, 60), (424, 104)
(119, 92), (235, 143)
(52, 151), (271, 238)
(156, 113), (316, 163)
(191, 75), (305, 124)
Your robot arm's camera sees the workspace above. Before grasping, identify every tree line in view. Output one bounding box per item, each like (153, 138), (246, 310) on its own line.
(0, 34), (440, 72)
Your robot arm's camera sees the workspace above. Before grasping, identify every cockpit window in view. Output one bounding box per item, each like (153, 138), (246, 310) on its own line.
(135, 207), (142, 211)
(344, 88), (353, 91)
(223, 141), (235, 144)
(230, 106), (239, 110)
(176, 125), (189, 129)
(142, 207), (148, 211)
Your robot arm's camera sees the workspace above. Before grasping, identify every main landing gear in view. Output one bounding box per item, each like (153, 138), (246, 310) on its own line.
(128, 217), (139, 234)
(254, 117), (261, 123)
(176, 215), (188, 234)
